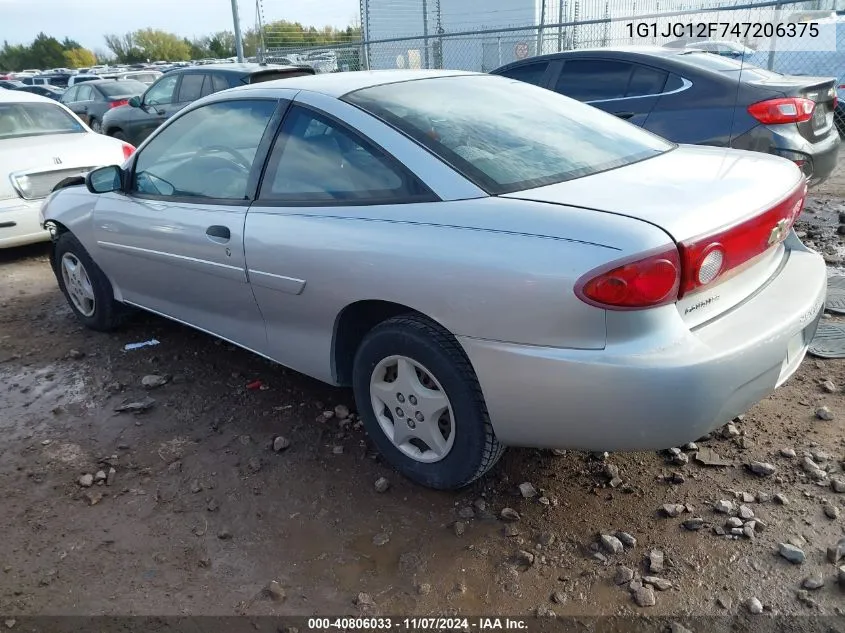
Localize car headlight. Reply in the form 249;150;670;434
10;174;34;199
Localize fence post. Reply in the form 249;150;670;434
538;0;546;53
766;0;784;71
362;0;371;70
422;0;430;69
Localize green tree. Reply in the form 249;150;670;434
104;29;190;63
28;32;66;68
64;47;97;68
61;37;83;51
207;31;235;58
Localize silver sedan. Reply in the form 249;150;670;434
41;70;826;490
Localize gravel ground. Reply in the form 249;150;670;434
1;187;845;621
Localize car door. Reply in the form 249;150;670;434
243;96;438;381
65;84;94;121
130;73;180;143
91;97;283;350
551;58;665;126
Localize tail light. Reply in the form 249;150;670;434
121;142;136;160
109;99;129;109
575;181;807;309
747;97;815;125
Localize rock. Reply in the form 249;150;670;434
827;537;845;564
206;498;219;512
778;543;805;564
682;518;706;531
671;452;689;465
629;578;643;592
189;480;202;494
714;500;734;514
725;517;743;529
372;533;390;547
518;482;538;498
600;534;624;555
453;521;466;537
473;499;488;513
642;576;673;591
94;470;106;483
722;423;740;438
801;457;828;481
695;447;731;467
812;449;830;462
802;572;825;590
780;448;797;458
78;474;93;488
502;524;520;537
417;583;431;595
717;595;733;610
740;492;755;503
730;528;744;536
616;531;636;548
551;590;566;604
822;380;837;393
457;507;475;520
633;585;656;607
738;505;755;520
746;597;763;615
551;449;567;456
796;589;819;608
4;620;15;630
609;477;623;488
713;526;726;536
332;446;344;455
538;531;556;547
500;508;520;522
592;552;608;563
683;442;698;451
263;580;286;601
815;406;834;420
273;436;291;452
535;605;556;618
247;457;262;473
106;467;116;486
141;374;167;389
671;472;686;484
647;549;664;573
614;566;635;585
67;349;85;360
604;463;620;480
749;461;777;477
84;491;103;505
743;525;755;539
516;550;535;567
354;592;375;607
374;477;390;493
661;503;685;518
824;504;840;519
774;493;789;505
756;492;770;503
217;528;232;540
831;478;845;493
113;397;155;413
334;404;350;420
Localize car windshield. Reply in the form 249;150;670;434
98;80;147;96
344;74;673;194
0;102;83;139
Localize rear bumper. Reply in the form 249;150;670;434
0;198;49;249
460;235;826;451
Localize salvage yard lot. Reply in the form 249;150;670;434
1;195;845;619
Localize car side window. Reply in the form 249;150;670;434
663;74;686;93
132;99;277;200
62;86;78;103
259;105;432;205
76;85;93;101
498;62;549;87
555;60;632;101
200;75;215;98
212;74;229;93
144;74;179;106
177;73;205;103
626;65;668;97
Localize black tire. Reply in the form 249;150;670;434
352;314;504;490
111;130;128;142
54;232;126;332
89;117;101;133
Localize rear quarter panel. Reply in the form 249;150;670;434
244;196;675;384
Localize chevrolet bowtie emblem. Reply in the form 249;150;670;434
768;219;790;246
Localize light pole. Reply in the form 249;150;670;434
231;0;245;62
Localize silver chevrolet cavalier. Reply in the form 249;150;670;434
40;70;826;489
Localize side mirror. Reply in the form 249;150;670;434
86;165;123;194
128;95;141;108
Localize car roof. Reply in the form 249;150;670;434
0;89;55;103
234;69;476;98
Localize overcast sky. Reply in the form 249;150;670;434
0;0;360;53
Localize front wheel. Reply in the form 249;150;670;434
54;232;126;331
89;118;102;133
352;315;504;490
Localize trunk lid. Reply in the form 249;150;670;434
747;74;837;141
503;144;806;326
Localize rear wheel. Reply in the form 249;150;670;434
89;117;102;133
352;315;504;490
110;130;128;142
54;232;126;332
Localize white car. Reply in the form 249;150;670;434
0;90;135;248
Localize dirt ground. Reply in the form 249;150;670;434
2;185;845;623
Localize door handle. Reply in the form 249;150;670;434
614;112;635;120
206;225;231;244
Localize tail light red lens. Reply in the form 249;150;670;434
575;180;807;310
109;99;129;109
677;180;807;297
575;247;681;310
121;142;136;160
747;97;815;125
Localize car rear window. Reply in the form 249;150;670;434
672;51;780;81
247;70;314;84
344;74;673;195
99;80;147;96
0;103;83;139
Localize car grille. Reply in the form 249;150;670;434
14;167;96;200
